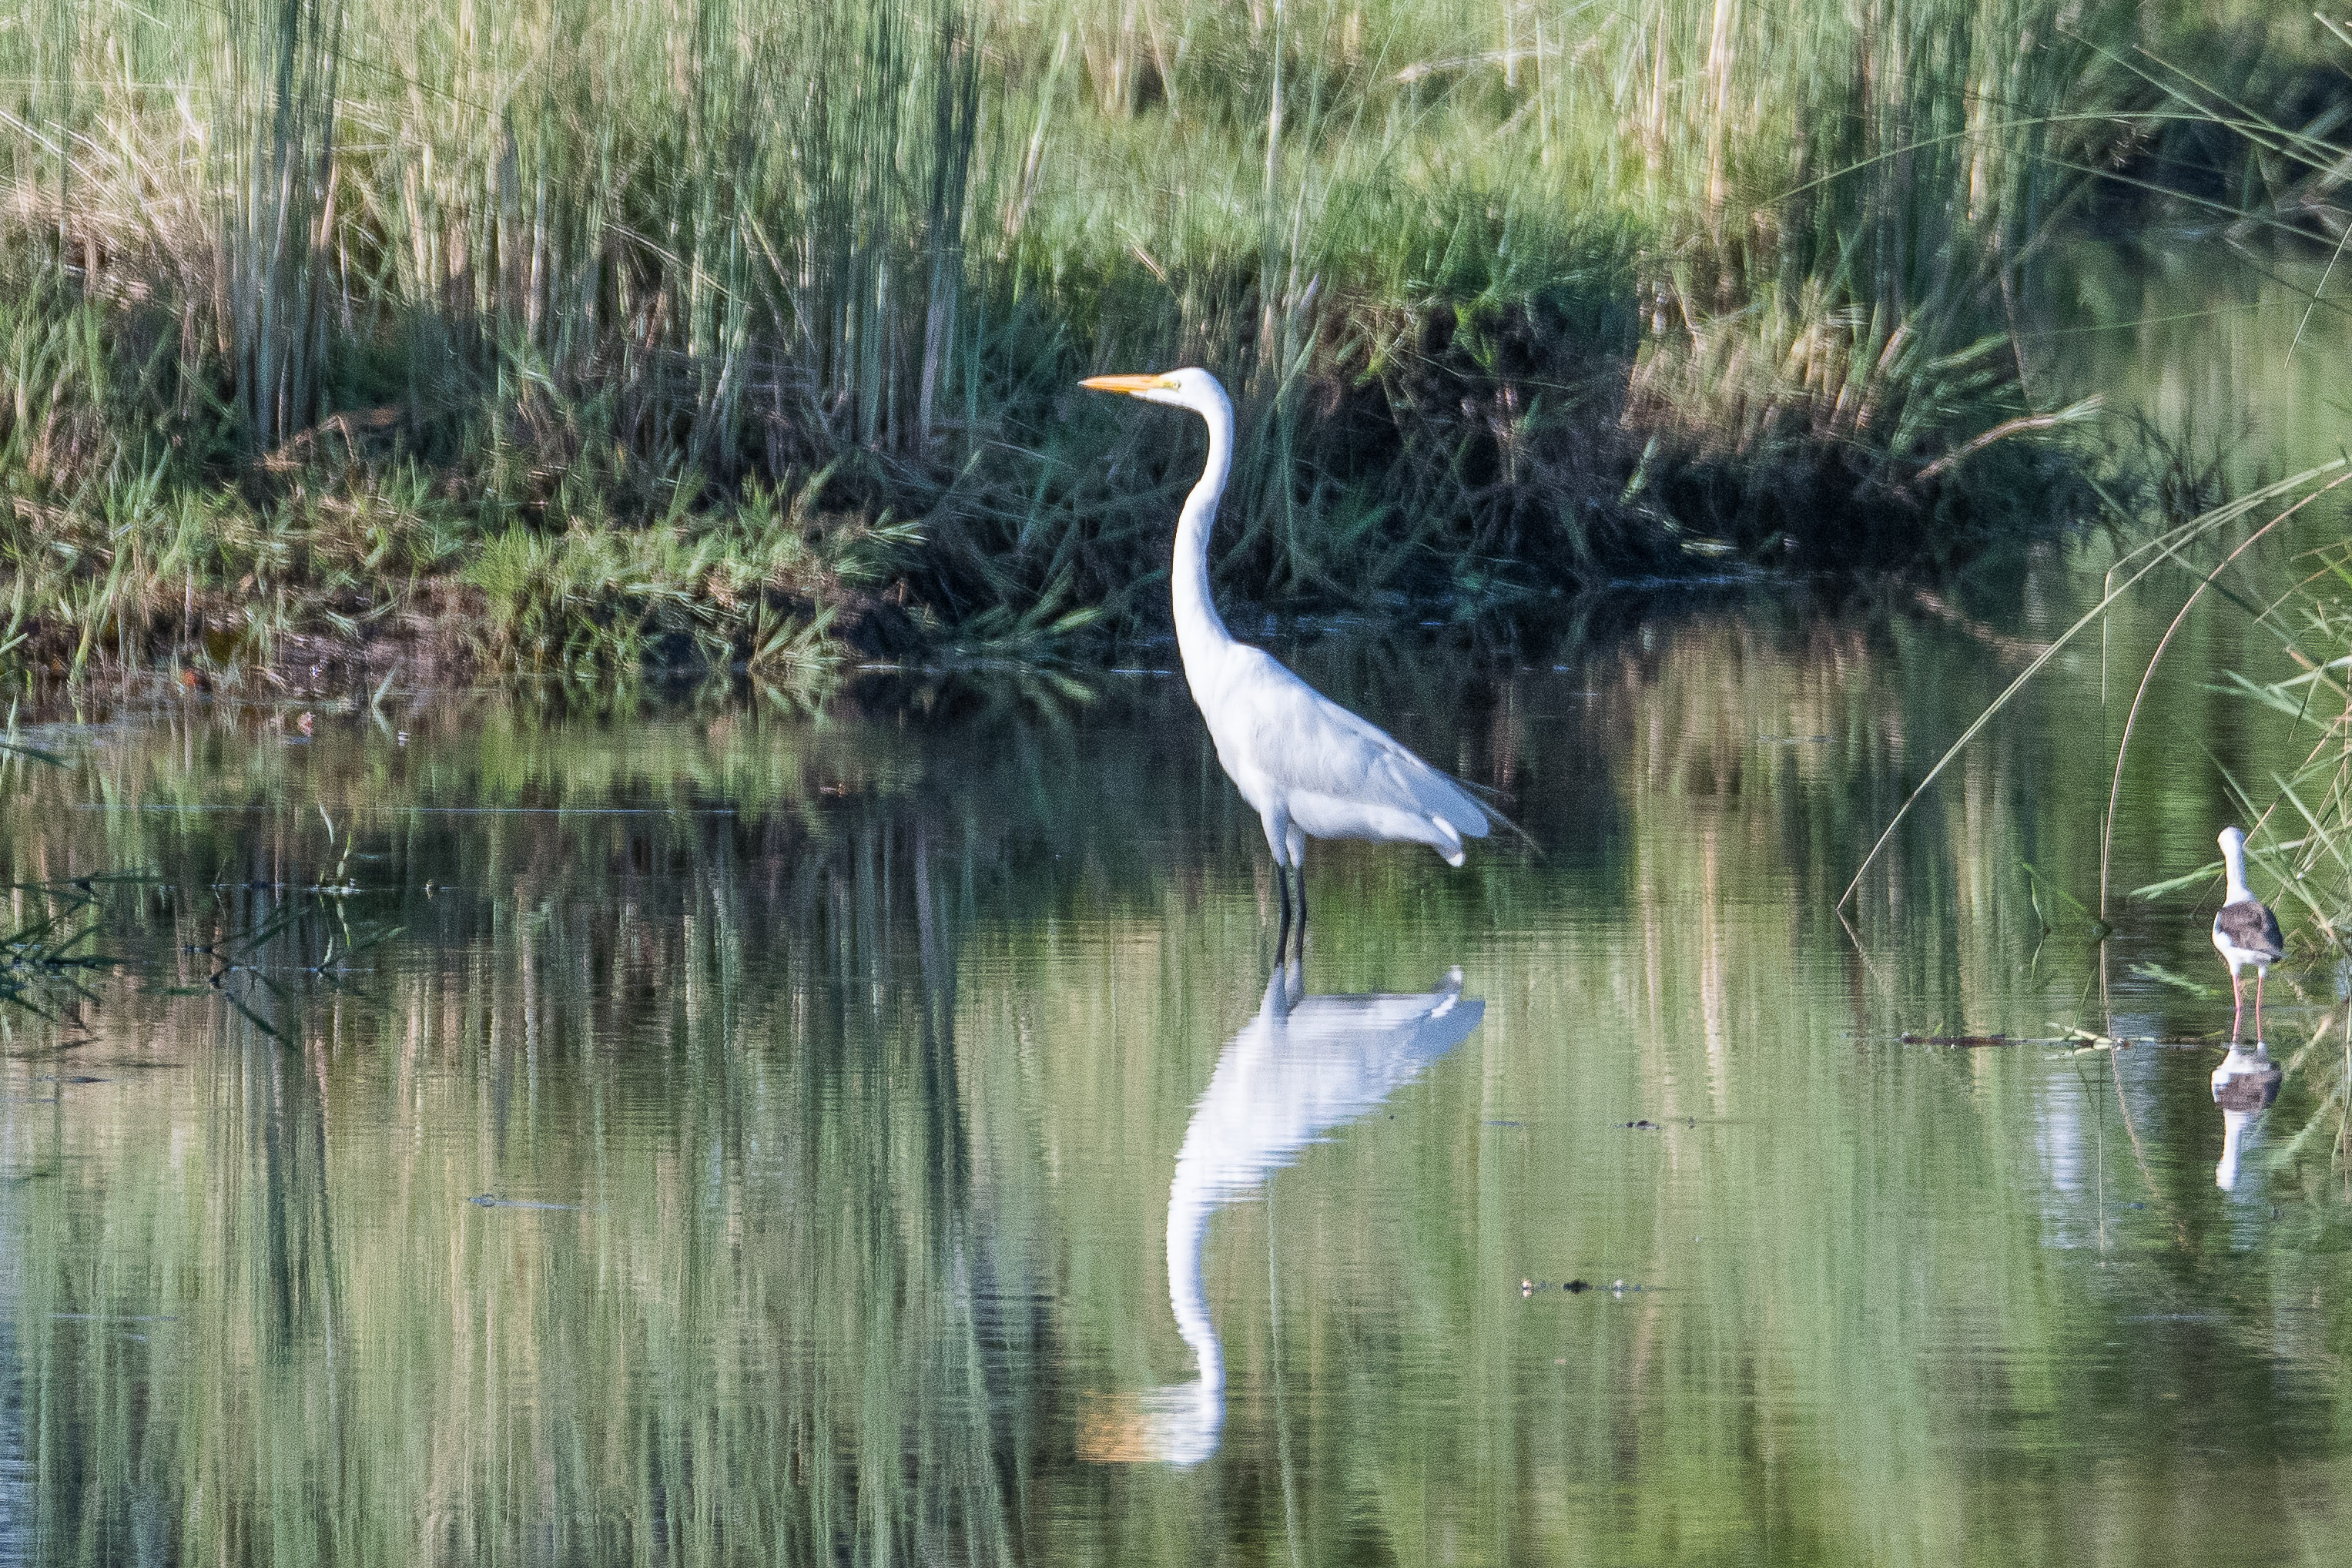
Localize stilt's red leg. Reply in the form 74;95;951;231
2254;969;2267;1041
2231;970;2245;1042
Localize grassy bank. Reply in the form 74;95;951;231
0;0;2315;679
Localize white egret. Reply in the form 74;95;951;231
2212;826;2285;1040
1082;369;1491;944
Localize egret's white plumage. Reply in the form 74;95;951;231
1080;961;1482;1466
1083;369;1490;934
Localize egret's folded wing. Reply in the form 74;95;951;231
1226;651;1490;835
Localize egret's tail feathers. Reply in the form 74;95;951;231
1430;769;1545;853
1461;787;1539;855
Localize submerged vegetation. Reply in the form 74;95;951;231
2;0;2335;678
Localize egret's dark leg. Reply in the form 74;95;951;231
1287;829;1309;941
1275;864;1294;958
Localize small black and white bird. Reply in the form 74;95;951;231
2212;826;2286;1040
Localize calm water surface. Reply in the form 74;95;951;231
2;592;2348;1567
6;251;2352;1566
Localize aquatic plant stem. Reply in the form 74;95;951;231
2096;471;2352;921
1838;458;2352;916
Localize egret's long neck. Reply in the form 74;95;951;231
1164;1174;1225;1394
2223;837;2254;904
1171;400;1236;666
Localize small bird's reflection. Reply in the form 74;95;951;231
1080;960;1483;1466
2211;1041;2283;1193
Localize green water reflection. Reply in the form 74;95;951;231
3;579;2350;1566
2042;239;2352;482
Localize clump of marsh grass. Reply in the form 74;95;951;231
1838;9;2352;935
2;0;983;676
463;470;922;676
2090;9;2352;245
0;444;918;682
2196;573;2352;947
2184;562;2352;1174
0;0;2183;676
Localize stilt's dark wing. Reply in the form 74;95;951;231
2213;1067;2282;1113
2214;898;2285;963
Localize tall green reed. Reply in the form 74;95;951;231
222;0;345;447
13;0;984;466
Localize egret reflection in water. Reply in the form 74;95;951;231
1081;961;1484;1466
2210;1042;2283;1193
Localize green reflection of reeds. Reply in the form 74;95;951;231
5;601;2352;1564
5;700;1061;1565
